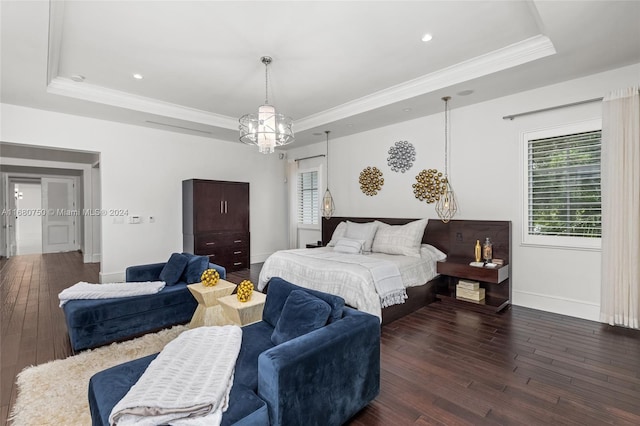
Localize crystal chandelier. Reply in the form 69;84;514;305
435;96;458;223
239;56;294;154
322;130;335;219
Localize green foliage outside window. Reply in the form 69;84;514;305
528;130;601;238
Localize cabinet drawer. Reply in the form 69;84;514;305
201;246;247;259
207;254;248;272
195;232;248;252
437;260;509;284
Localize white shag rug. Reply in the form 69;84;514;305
10;325;188;426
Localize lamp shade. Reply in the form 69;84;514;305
239;56;294;153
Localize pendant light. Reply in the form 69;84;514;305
321;130;335;219
239;56;294;154
435;96;458;223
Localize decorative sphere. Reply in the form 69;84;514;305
201;268;220;287
237;280;254;302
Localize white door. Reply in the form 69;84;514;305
15;182;43;254
42;177;78;253
7;181;18;257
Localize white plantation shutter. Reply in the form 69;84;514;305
298;170;318;225
527;129;602;239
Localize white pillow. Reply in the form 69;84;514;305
420;244;447;261
371;219;428;258
345;221;379;253
326;221;347;247
333;238;365;254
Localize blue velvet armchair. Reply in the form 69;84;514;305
88;277;381;425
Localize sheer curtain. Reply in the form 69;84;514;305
287;159;299;249
600;86;640;328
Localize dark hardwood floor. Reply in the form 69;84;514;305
2;252;640;425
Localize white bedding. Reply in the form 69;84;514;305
258;247;440;319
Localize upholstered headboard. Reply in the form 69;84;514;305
322;217;511;264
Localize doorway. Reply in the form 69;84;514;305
6;176;79;256
1;142;100;262
14;181;43;255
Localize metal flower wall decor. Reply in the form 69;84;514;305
413;168;447;203
359;167;384;196
387;141;416;173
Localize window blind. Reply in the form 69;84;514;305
298;170;318;225
528;130;601;238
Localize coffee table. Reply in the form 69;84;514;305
187;280;236;327
218;291;267;326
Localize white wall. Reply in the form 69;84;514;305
0;105;289;281
286;63;640;322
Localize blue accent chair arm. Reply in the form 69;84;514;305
125;261;226;282
125;262;165;282
208;262;227;280
257;308;380;426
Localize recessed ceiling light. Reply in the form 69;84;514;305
403;108;412;112
70;74;85;82
457;89;474;96
346;124;354;127
421;33;433;42
133;73;144;80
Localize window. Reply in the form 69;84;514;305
298;169;319;225
522;119;602;249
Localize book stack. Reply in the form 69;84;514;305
456;279;485;301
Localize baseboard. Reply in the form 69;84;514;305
83;253;101;263
251;252;272;264
99;271;125;283
512;290;600;322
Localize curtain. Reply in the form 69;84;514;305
287;159;298;249
600;86;640;328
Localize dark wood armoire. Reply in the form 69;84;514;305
182;179;250;272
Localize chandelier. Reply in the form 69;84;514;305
239;56;294;154
435;96;458;223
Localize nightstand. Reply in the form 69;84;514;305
436;256;510;312
305;243;324;249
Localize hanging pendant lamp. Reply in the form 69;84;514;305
239;56;294;154
321;130;335;219
435;96;458;223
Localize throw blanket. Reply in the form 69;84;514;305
258;249;406;319
109;325;242;426
58;281;166;307
318;253;406;308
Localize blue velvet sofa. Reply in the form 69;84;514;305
63;254;226;352
88;277;381;425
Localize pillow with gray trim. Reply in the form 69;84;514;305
371;219;428;257
326;221;347;247
345;221;379;253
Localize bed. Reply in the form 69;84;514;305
259;217;451;324
259;217;510;324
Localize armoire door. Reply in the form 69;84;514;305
221;182;249;232
193;180;224;232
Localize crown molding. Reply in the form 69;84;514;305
295;34;556;132
46;77;239;130
46;0;65;85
